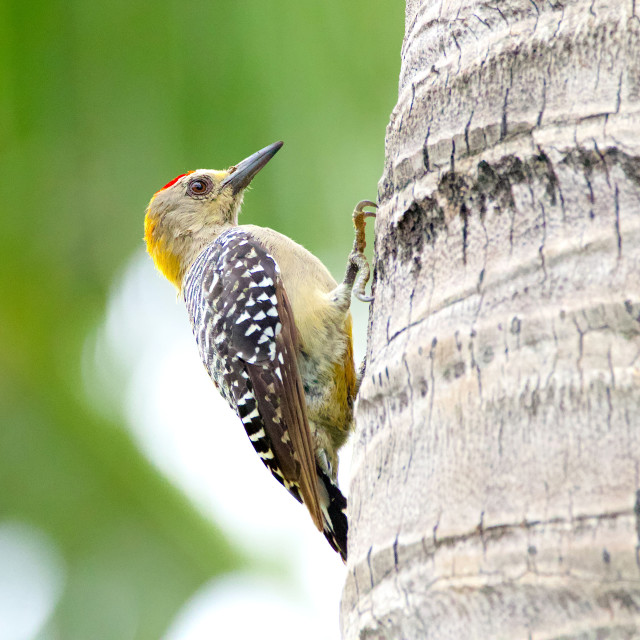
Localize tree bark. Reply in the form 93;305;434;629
342;1;640;638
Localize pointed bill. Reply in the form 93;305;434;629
220;141;283;194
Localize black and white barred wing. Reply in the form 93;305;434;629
183;230;324;531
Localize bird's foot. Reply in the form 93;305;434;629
350;200;377;302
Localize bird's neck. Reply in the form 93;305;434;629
145;219;232;290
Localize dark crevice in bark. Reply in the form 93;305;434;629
378;151;574;283
537;78;547;126
423;126;431;172
614;184;622;258
377;148;638;299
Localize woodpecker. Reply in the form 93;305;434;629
144;141;375;561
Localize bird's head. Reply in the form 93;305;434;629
144;141;283;288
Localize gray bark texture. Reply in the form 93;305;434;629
341;0;640;638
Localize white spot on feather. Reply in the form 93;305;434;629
242;408;259;422
249;428;266;442
245;324;261;336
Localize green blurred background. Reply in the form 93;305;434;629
0;1;401;638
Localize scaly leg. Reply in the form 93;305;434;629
343;200;377;392
342;200;377;302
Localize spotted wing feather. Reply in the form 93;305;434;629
183;229;323;530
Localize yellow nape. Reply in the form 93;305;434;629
144;214;183;289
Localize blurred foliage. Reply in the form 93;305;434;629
0;0;402;638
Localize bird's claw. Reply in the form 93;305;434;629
351;201;377;302
352;200;377;255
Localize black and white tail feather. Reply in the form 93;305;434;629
317;468;348;561
183;228;348;561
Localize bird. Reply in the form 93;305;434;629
144;141;375;561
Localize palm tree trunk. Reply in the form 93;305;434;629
342;1;640;637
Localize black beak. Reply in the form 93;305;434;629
220;141;283;194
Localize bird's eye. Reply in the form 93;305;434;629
187;176;213;197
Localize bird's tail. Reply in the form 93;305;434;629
317;468;348;562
